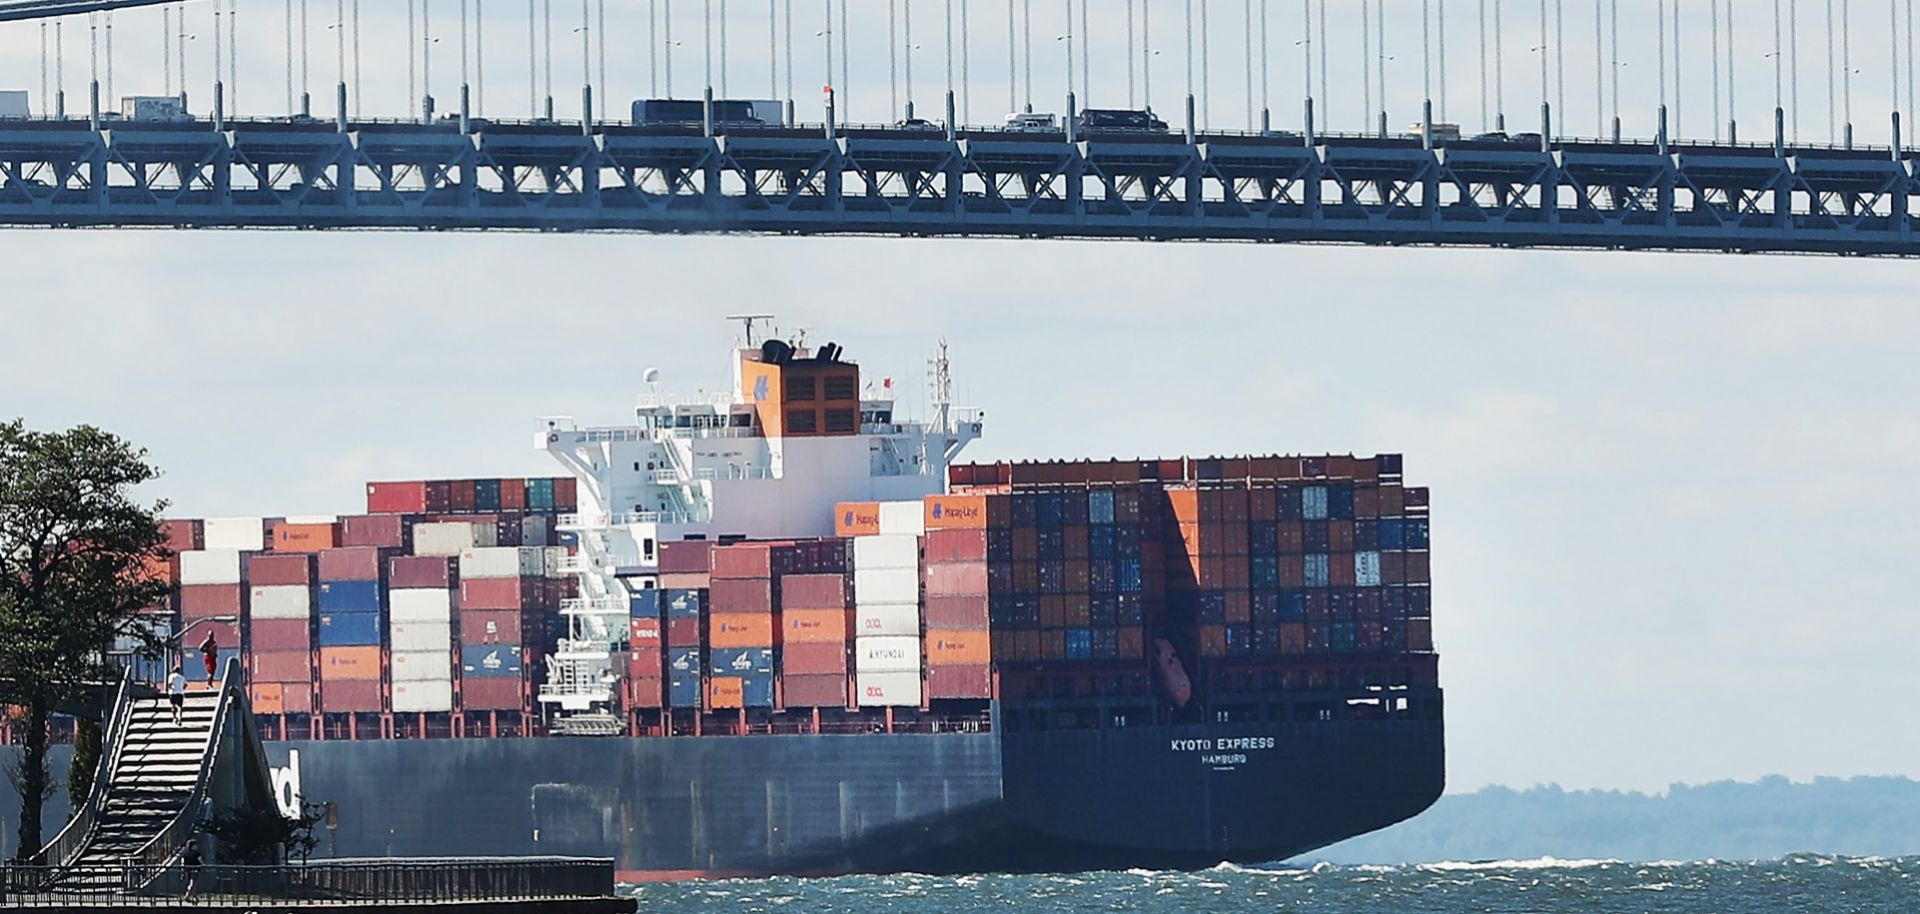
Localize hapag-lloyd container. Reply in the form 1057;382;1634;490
854;603;919;637
202;517;266;550
853;535;919;570
392;679;454;713
249;650;312;682
923;494;992;530
709;614;775;648
781;608;849;644
179;550;244;586
855;670;922;707
854;636;922;673
852;567;919;605
271;522;337;553
318;646;382;680
833;502;881;537
924;630;990;666
249;585;312;620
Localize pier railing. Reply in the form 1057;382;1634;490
0;857;616;907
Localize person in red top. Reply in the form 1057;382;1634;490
199;630;218;680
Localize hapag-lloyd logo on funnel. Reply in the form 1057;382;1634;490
753;376;770;402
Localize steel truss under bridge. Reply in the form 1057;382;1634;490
5;119;1920;255
0;0;179;22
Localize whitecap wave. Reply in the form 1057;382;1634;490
1417;856;1622;872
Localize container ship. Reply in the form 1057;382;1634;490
13;326;1444;879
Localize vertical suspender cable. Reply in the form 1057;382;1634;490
1008;0;1017;113
787;0;795;108
776;0;783;99
1363;0;1372;128
1186;0;1195;111
90;13;98;108
1595;0;1602;134
54;19;61;116
531;0;540;113
1554;0;1564;122
1609;0;1618;134
421;0;429;112
946;0;954;97
704;0;711;91
1439;0;1448;123
545;0;554;114
1908;0;1915;137
1260;0;1269;123
1827;0;1837;140
1200;0;1210;129
599;0;606;106
1494;0;1504;128
840;0;849;114
890;0;898;117
823;0;832;101
1890;0;1900;135
1082;0;1091;106
229;1;237;113
1022;0;1031;111
1659;0;1667;110
39;21;47;117
720;0;728;97
1128;0;1137;105
649;0;658;95
1301;0;1310;112
1727;0;1736;139
1143;0;1152;111
304;0;312;110
106;11;114;113
1378;0;1387;132
904;0;913;114
1674;0;1682;136
1063;0;1072;104
1317;0;1327;115
474;0;483;115
582;0;591;107
1423;0;1432;106
1479;0;1488;129
962;0;971;120
1538;0;1547;116
1845;0;1853;141
355;0;364;115
1710;0;1720;139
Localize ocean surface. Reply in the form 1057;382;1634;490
626;856;1916;913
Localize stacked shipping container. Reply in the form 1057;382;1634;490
706;543;777;709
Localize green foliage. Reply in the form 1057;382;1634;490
68;718;102;813
0;419;172;859
201;801;324;865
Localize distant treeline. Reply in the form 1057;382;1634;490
1310;776;1920;864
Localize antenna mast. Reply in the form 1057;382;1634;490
930;338;953;433
726;313;777;347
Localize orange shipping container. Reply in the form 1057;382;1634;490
782;608;850;644
708;676;745;709
925;630;991;665
249;683;286;714
923;495;989;530
272;522;337;553
1167;489;1199;523
834;502;882;537
317;646;382;680
709;613;776;648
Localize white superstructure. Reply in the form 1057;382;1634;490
534;324;981;733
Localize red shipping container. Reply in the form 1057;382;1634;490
249;618;312;653
781;673;850;708
926;666;992;699
460;577;535;611
391;556;455;590
778;574;848;610
924;529;989;564
460;677;524;711
341;514;408;549
711;544;774;579
247;554;312;587
500;479;527;511
180;584;243;619
658;541;714;575
709;577;773;613
280;684;314;715
250;650;313;682
318;679;383;713
450;480;477;512
666;616;701;648
924;595;990;630
924;562;988;597
317;548;383;582
460;611;522;644
627;646;663;674
658;572;711;591
780;642;849;675
1408;617;1434;651
162;519;202;554
627;676;664;708
553;477;578;511
366;481;428;515
629;617;662;648
424;481;453;513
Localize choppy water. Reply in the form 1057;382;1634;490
627;855;1917;913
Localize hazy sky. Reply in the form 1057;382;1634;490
5;4;1920;797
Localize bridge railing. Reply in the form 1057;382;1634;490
0;857;617;906
41;667;141;871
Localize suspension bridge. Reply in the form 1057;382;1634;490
1;0;1919;255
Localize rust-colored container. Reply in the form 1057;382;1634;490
1329;521;1355;553
366;481;428;515
709;577;774;613
460;577;534;611
657;541;714;575
781;673;850;708
317;547;383;582
1377;484;1405;516
250;683;286;714
781;608;849;644
711;544;775;579
271;522;336;553
1064;595;1092;628
247;554;312;587
1224;591;1252;624
924;562;988;597
249;619;312;653
162;519;203;553
317;646;382;681
499;479;527;512
627;676;664;708
924;529;989;564
1405;552;1431;584
709;613;775;649
460;677;524;711
1117;626;1145;659
1012;631;1042;662
666;616;702;648
251;650;313;682
780;642;849;675
180;584;242;619
657;572;711;590
450;480;477;512
925;630;990;665
1408;617;1434;651
1040;630;1067;660
924;595;989;631
923;494;991;530
390;555;454;590
707;676;745;709
779;574;848;610
552;477;578;511
459;610;521;644
1330;555;1358;588
280;685;313;715
1197;624;1228;657
926;666;991;699
341;514;408;549
319;679;382;713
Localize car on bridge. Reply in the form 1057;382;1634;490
1074;108;1169;134
1003;112;1060;133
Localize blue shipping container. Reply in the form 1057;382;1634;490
316;611;383;647
740;673;775;708
316;580;382;613
1302;486;1330;520
666;647;702;676
1117;560;1143;593
1328;486;1356;520
1378;518;1406;550
630;589;662;618
461;644;524;678
1304;554;1331;588
668;673;703;708
708;648;774;676
526;478;556;510
1405;519;1431;549
1036;493;1064;526
1088;491;1116;524
1282;591;1309;621
1065;628;1093;660
665;589;704;618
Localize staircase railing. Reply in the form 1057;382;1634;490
128;657;248;874
41;666;141;870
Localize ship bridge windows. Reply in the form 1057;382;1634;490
861;409;894;425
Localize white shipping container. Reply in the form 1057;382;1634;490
390;679;454;712
1355;551;1383;587
283;514;339;525
202;517;266;550
179;550;244;586
414;522;496;557
855;671;923;707
855;635;923;673
852;567;920;604
853;534;920;571
854;602;921;637
389;621;453;653
877;501;926;536
458;546;545;580
249;585;312;620
544;547;571;577
389;588;453;624
390;649;453;682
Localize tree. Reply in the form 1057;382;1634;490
0;420;172;862
67;719;101;813
200;802;324;865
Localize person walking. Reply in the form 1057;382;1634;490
199;630;218;681
166;665;187;726
181;840;203;900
